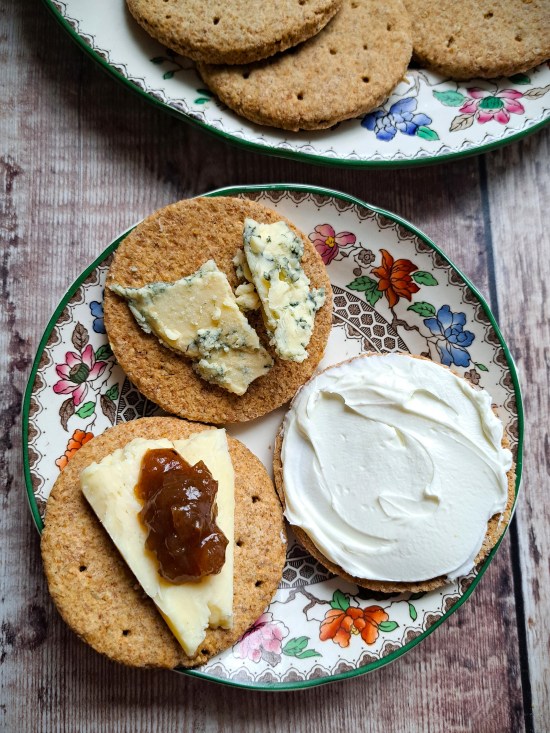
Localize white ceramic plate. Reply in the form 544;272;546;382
24;184;523;689
44;0;550;168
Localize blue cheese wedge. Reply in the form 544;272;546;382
80;429;234;658
110;260;273;395
238;219;325;363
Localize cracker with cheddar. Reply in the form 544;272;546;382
41;417;287;668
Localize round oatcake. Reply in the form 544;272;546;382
126;0;343;66
41;417;287;668
405;0;550;79
197;0;412;131
273;353;517;594
103;196;332;424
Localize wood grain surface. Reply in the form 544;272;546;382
1;1;548;731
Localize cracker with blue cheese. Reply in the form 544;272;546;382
104;197;332;424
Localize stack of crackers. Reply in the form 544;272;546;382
127;0;550;131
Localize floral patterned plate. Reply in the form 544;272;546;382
43;0;550;168
23;184;523;689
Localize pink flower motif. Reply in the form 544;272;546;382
459;88;525;125
53;344;107;406
309;224;356;265
233;612;289;664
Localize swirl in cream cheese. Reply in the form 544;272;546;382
281;354;513;582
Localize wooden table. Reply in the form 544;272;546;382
3;2;549;730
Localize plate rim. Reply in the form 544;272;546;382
22;182;524;690
41;0;550;170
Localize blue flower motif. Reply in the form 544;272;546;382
424;305;475;368
362;97;432;141
90;301;106;334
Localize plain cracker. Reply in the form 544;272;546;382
126;0;343;66
405;0;550;79
41;417;287;668
198;0;412;131
103;196;332;424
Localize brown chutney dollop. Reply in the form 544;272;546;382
135;448;228;583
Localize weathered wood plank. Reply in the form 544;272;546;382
2;0;545;730
484;130;550;733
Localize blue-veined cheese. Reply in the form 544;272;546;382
80;429;234;657
237;219;325;363
110;260;273;395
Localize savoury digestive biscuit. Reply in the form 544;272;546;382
103;197;332;424
126;0;343;65
273;354;516;594
41;417;287;668
198;0;412;131
405;0;550;79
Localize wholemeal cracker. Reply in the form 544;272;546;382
197;0;412;131
41;417;287;668
273;353;517;594
103;197;332;424
126;0;343;66
405;0;550;79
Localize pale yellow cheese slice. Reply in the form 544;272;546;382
80;429;234;657
110;260;273;395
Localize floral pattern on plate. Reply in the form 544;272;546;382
47;0;550;166
24;186;522;689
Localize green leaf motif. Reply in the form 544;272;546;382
296;649;322;659
282;637;321;659
105;383;119;401
163;70;175;80
150;56;165;65
407;301;436;317
76;401;95;419
508;73;531;85
416;126;440;141
378;620;399;633
282;636;308;656
433;90;467;107
347;276;383;307
196;88;213;97
194;98;211;105
412;271;438;286
95;344;113;361
475;362;489;372
330;589;350;611
409;592;426;601
408;603;418;621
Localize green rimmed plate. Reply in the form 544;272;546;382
23;184;523;689
43;0;550;168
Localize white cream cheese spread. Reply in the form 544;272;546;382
281;354;513;582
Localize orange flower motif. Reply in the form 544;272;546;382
371;249;419;308
320;605;389;647
55;429;94;470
